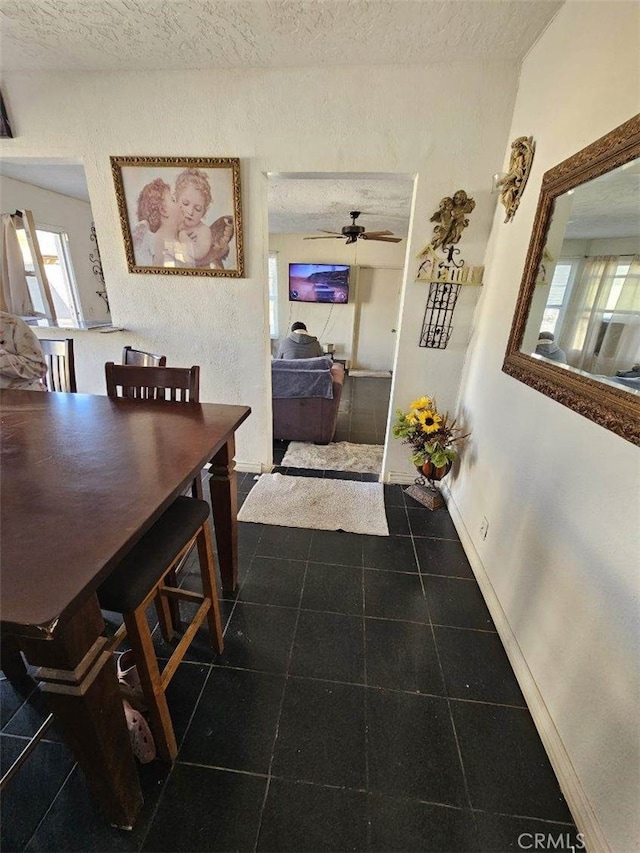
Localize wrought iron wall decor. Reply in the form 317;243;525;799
417;244;483;349
90;222;109;311
0;90;13;138
416;190;482;349
496;135;535;223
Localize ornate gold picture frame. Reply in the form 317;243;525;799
111;156;244;277
502;115;640;445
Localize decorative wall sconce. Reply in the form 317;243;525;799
428;190;475;251
415;191;482;349
495;135;535;223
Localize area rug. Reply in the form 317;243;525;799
238;473;389;536
281;441;383;474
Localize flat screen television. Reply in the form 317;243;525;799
289;263;350;304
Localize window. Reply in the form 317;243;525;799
16;225;82;327
541;260;578;334
268;251;278;338
594;261;639;356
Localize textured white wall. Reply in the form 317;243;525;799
0;61;516;469
0;175;110;322
451;3;640;850
269;232;406;364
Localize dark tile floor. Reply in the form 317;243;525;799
333;375;391;445
1;377;580;851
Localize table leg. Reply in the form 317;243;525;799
17;595;143;829
1;634;28;681
209;436;238;593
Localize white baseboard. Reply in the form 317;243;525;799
234;461;263;474
442;483;610;853
385;470;416;485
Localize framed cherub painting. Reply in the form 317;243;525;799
110;156;244;277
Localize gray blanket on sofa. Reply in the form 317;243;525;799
272;367;334;399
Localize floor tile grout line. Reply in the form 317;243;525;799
136;763;179;853
159;746;579;832
469;806;578;826
177;760;270;779
409;527;428;601
169;593;496;644
361;560;374;851
0;681;41;733
195;663;527;710
424;589;482;846
409;519;483;845
22;760;78;850
147;756;578;828
250;560;308;852
175;662;215;755
137;661;219;850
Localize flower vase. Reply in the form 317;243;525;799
417;459;452;482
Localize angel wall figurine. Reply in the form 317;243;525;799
497;136;535;223
430;189;476;251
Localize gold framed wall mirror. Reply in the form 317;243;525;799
502;114;640;445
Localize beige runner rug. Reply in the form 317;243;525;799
281;441;383;474
238;473;389;536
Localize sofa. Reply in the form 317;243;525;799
272;356;345;444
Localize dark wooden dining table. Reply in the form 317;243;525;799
0;390;250;827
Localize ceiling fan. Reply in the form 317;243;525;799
303;210;402;245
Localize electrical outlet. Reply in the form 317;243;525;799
479;516;489;540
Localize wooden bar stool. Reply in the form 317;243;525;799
97;496;223;761
104;361;204;630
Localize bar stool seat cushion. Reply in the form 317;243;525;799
97;497;210;613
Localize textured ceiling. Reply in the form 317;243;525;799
565;159;640;240
0;1;562;233
0;0;562;72
268;173;414;237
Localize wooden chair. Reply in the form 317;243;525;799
105;363;199;402
40;338;77;392
104;361;207;668
98;496;223;761
122;345;167;368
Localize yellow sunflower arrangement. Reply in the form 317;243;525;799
392;396;468;469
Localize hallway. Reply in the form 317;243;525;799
1;465;580;851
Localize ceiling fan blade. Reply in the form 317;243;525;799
360;235;403;243
318;230;343;235
361;230;394;238
303;235;344;240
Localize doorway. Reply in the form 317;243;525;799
267;171;415;452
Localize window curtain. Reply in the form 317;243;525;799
559;255;640;375
0;214;33;316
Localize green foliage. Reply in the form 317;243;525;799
392;397;468;469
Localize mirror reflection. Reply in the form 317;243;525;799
522;158;640;395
